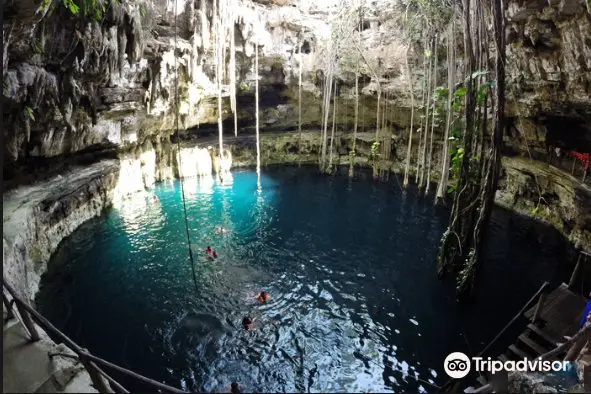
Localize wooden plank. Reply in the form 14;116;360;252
524;283;571;320
509;344;531;359
518;333;549;355
527;323;557;346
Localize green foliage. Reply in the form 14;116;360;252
139;4;147;18
37;0;115;22
30;39;44;54
370;141;380;159
23;106;35;122
239;82;249;91
63;0;80;14
477;83;491;105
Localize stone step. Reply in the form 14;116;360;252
3;321;98;393
3;322;58;393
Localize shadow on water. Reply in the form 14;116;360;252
36;165;576;393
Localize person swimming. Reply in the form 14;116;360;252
230;382;241;394
153;195;159;204
242;316;253;330
215;226;229;234
257;291;270;304
205;246;218;260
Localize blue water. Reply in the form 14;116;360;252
36;166;570;393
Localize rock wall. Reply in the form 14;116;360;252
505;0;591;155
3;0;591;296
3;161;119;301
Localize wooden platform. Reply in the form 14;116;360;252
499;283;586;361
524;282;585;344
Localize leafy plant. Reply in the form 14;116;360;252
23;106;35;122
370;141;380;159
30;39;44;54
37;0;115;22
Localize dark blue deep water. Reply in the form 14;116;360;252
36;166;571;393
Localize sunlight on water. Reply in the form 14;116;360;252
37;166;569;393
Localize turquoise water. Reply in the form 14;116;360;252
36;166;570;393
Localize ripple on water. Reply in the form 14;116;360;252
35;167;572;393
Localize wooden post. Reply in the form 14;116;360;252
569;253;584;289
14;301;40;341
80;350;111;394
532;292;547;323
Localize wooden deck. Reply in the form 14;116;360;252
502;283;586;361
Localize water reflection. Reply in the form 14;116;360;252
36;167;571;393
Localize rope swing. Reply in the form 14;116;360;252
172;0;198;293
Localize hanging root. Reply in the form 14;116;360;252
436;229;452;277
456;248;476;301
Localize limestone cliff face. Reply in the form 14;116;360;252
505;0;591;155
3;0;591;301
3;0;410;173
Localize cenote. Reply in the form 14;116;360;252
36;166;572;393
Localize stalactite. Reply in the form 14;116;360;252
298;34;303;166
349;1;362;178
255;40;261;181
425;32;439;196
403;43;415;188
230;17;237;137
436;18;455;203
419;35;433;190
321;57;334;173
416;34;428;183
214;0;223;156
329;80;337;173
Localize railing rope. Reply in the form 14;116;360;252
532;291;547;323
79;350;111;394
2;277;187;394
476;281;549;358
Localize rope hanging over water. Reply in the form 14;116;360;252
173;0;198;293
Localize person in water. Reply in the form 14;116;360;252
230;382;241;394
204;246;218;260
153;195;159;204
257;291;270;304
215;226;229;234
242;316;253;330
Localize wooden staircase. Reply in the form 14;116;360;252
499;283;585;362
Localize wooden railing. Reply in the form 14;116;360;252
2;277;187;394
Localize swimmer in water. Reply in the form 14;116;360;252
153;195;159;204
242;316;253;330
257;291;270;304
230;382;241;394
215;226;228;234
204;246;218;261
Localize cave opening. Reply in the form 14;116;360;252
3;0;591;393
